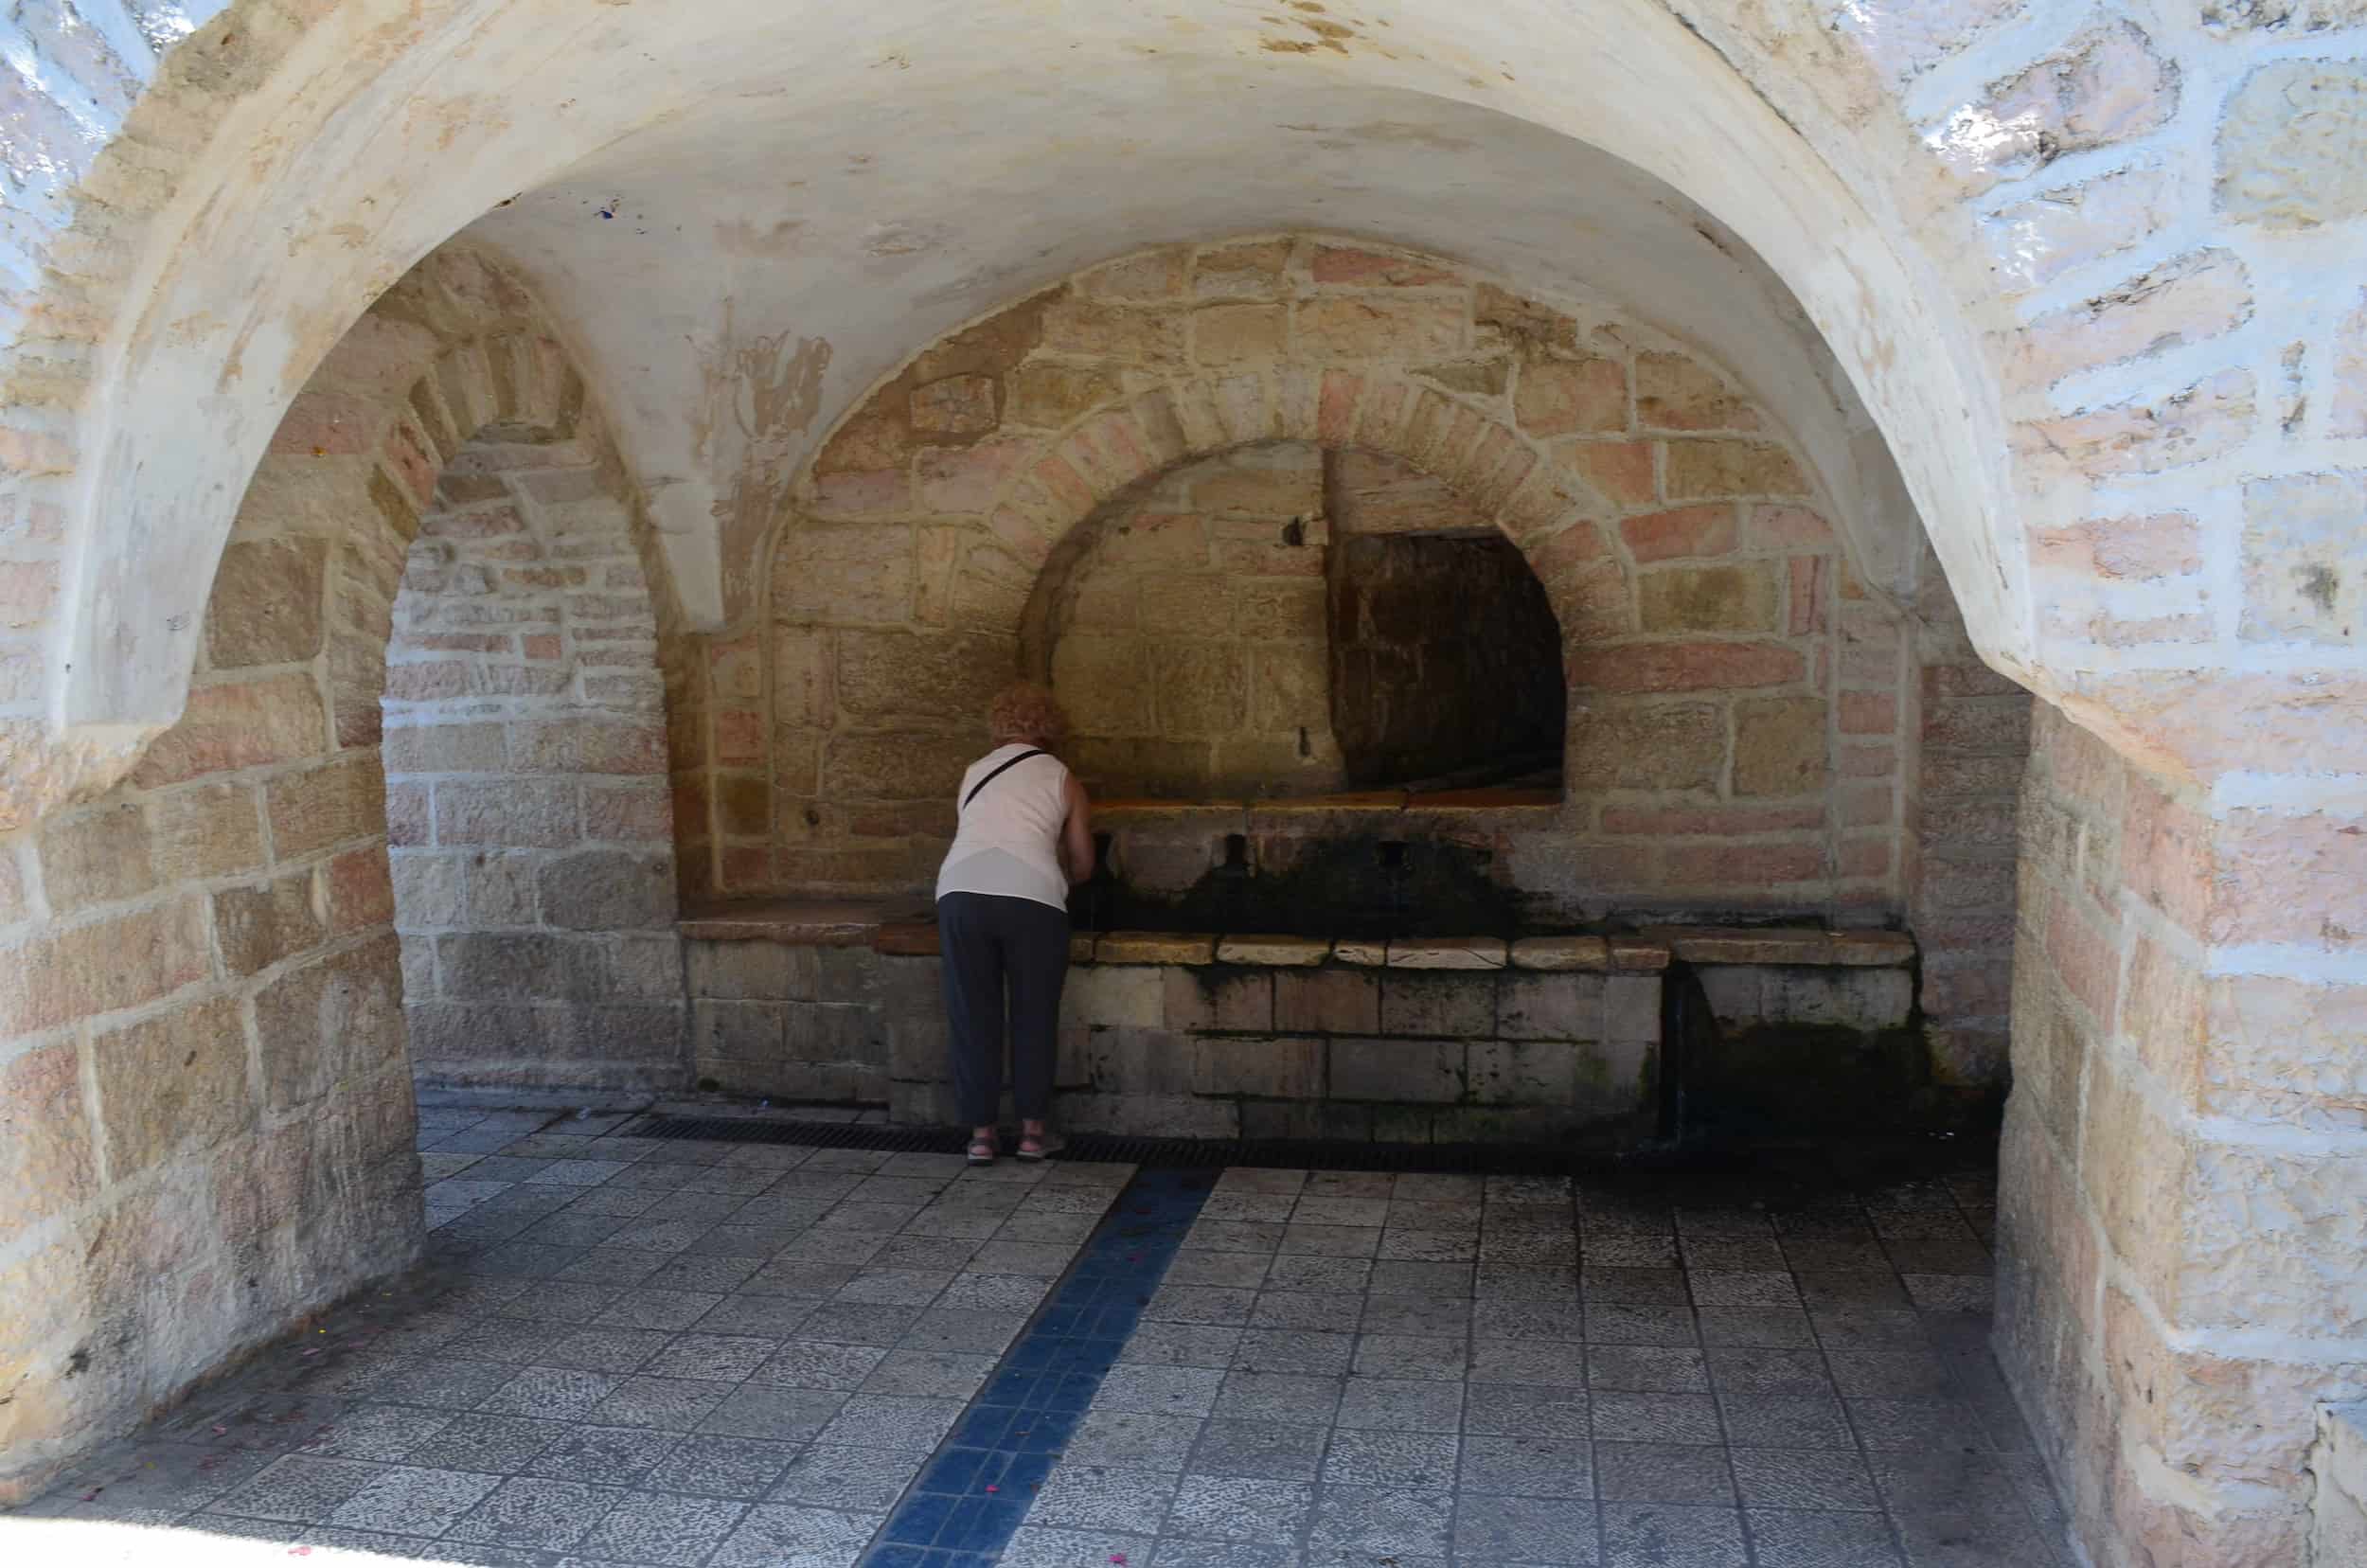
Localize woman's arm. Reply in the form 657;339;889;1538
1060;775;1095;885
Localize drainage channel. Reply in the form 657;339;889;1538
620;1111;1657;1176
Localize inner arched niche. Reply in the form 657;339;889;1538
1018;439;1566;799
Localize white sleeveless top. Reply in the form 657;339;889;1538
934;744;1073;912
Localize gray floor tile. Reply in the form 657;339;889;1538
1028;1461;1181;1531
1729;1445;1882;1510
642;1434;802;1499
1594;1441;1735;1504
1847;1398;1987;1452
479;1365;628;1419
298;1404;456;1461
860;1348;996;1399
371;1358;520;1411
599;1289;730;1330
1335;1375;1462;1432
322;1464;502;1535
1214;1370;1344;1426
1811;1309;1932;1351
1587;1346;1709;1394
1005;1524;1157;1567
583;1375;733;1432
1474;1298;1588;1341
1095;1363;1228;1417
767;1444;927;1510
1065;1408;1205;1470
1361;1294;1472;1335
813;1393;965;1452
1319;1428;1459;1488
1582;1305;1700;1346
1457;1433;1593;1498
1249;1292;1343;1330
1865;1450;2021;1514
783;1300;919;1346
1235;1329;1356;1377
1468;1338;1594;1389
1164;1473;1315;1544
1151;1538;1303;1567
1191;1418;1330;1481
446;1475;622;1549
1701;1349;1828;1397
1694;1307;1816;1348
400;1413;569;1472
1892;1507;2059;1567
641;1332;777;1382
1307;1483;1453;1556
538;1327;676;1374
1600;1501;1747;1566
1124;1322;1246;1367
577;1488;750;1565
1745;1507;1906;1566
901;1306;1032;1355
1168;1252;1276;1289
1454;1492;1600;1563
1465;1382;1594;1440
1715;1393;1854;1450
707;1501;882;1568
1589;1391;1724;1446
751;1340;891;1390
1264;1256;1373;1292
692;1294;822;1338
1826;1351;1955;1401
524;1424;682;1486
212;1455;392;1523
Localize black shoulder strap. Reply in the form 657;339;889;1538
962;748;1050;811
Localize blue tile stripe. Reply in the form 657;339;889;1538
862;1167;1215;1566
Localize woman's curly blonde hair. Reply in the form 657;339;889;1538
988;682;1069;747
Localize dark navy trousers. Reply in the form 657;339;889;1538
936;892;1070;1127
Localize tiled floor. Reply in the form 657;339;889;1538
4;1103;2073;1566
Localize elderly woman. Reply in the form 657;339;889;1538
936;683;1095;1165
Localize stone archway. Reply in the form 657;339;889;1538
0;247;692;1501
1;7;2362;1559
737;240;1909;930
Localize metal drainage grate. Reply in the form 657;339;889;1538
619;1112;1720;1176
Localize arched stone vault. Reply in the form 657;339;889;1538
2;5;2364;1561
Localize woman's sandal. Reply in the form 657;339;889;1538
966;1137;998;1167
1015;1133;1058;1162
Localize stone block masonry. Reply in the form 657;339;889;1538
383;437;686;1092
729;235;1973;949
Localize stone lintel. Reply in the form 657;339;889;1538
1509;935;1612;971
1644;925;1915;968
1333;939;1389;966
1215;935;1334;967
1387;936;1508;970
1095;931;1218;965
1608;937;1673;972
680;899;898;945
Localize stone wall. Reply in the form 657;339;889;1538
383;438;686;1090
1996;703;2367;1563
1026;443;1342;796
725;237;1932;930
0;248;690;1503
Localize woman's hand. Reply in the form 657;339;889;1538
1061;775;1095;885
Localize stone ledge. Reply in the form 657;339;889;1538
1095;786;1565;829
678;899;907;945
1644;925;1915;968
684;904;1900;975
1216;935;1333;966
1094;931;1219;965
1387;936;1508;970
